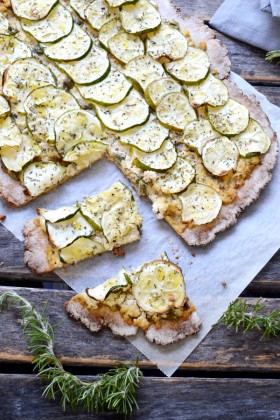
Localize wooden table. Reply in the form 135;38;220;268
1;1;280;418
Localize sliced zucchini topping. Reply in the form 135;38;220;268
183;119;219;154
186;74;229;108
95;89;149;132
11;0;58;21
3;58;56;114
0;116;22;148
58;45;110;85
144;77;181;109
63;141;107;163
156;92;197;131
165;47;210;84
0;95;10;118
146;24;188;60
41;24;92;62
132;260;185;314
121;0;161;35
125;55;165;91
154;157;195;194
1;133;41;172
86;268;129;301
180;183;222;225
77;67;132;106
232;119;271;158
202;136;239;176
116;115;169;152
59;237;105;265
70;0;94;19
0;35;32;78
108;32;144;64
24;85;79;143
208;99;249;136
38;204;79;223
98;18;123;50
46;211;94;249
107;0;136;7
0;13;9;35
85;0;119;31
21;161;66;196
134;139;177;172
21;4;73;43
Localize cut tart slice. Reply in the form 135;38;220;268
64;256;201;345
23;181;142;273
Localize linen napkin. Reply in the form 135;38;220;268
261;0;280;19
210;0;280;51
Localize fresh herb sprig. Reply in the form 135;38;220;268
0;290;142;415
266;50;280;62
214;298;280;340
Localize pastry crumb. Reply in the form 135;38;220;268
0;215;6;221
221;280;227;287
112;247;125;257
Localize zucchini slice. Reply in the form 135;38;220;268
165;47;210;84
0;35;32;79
59;237;105;264
86;268;129;301
70;0;94;19
125;55;165;91
186;74;229;108
98;18;123;50
11;0;58;21
58;45;110;86
21;161;66;196
108;32;144;64
146;24;188;60
0;95;10;118
3;58;56;114
0;13;9;35
0;116;22;147
202;136;239;176
155;157;195;194
156;92;197;131
183;119;219;154
132;260;185;314
95;89;149;132
120;0;161;35
41;24;92;62
21;4;73;43
38;205;79;223
24;85;79;143
85;0;119;31
77;67;132;106
46;211;94;249
232;119;271;158
116;115;169;152
1;133;41;172
63;141;107;163
180;183;222;225
107;0;137;6
134;139;177;172
208;99;249;136
144;77;181;109
55;109;106;157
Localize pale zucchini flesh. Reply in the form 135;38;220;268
1;133;41;172
0;95;10;118
186;74;229;108
85;0;119;31
59;237;105;264
38;205;79;223
146;25;188;60
70;0;94;19
125;55;165;91
183;119;219;155
41;24;92;62
154;157;195;194
156;92;197;131
77;67;132;106
180;183;222;225
21;4;73;43
0;116;22;148
202;136;239;176
98;18;123;50
232;119;271;158
134;139;177;172
0;35;32;79
107;0;136;7
165;47;210;84
0;13;9;35
11;0;58;21
208;99;249;136
121;0;161;34
86;269;129;301
95;89;150;132
144;77;181;109
21;161;66;196
108;32;144;64
63;141;107;163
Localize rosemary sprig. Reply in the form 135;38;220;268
0;290;142;415
266;50;280;62
214;298;280;340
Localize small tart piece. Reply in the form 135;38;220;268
0;13;9;35
156;92;197;131
98;18;123;50
38;205;79;223
132;260;186;314
186;74;229;108
70;0;94;19
232;119;271;158
59;237;105;265
85;0;119;31
165;47;210;84
134;139;177;172
11;0;58;21
183;119;219;155
180;183;222;225
121;0;161;35
0;116;22;148
108;32;144;64
146;24;188;60
0;35;32;79
1;133;41;172
0;95;10;119
145;77;181;109
202;136;239;176
21;161;66;196
155;157;195;194
125;54;165;91
208;99;249;136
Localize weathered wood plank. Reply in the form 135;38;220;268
1;374;279;419
175;0;223;20
0;287;279;372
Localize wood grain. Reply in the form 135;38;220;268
0;287;279;372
